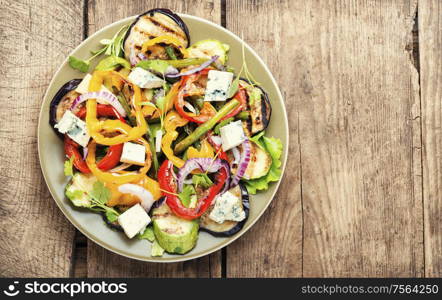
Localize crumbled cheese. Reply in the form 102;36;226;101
209;191;246;224
120;142;146;166
75;73;112;97
219;120;246;151
118;204;151;239
54;110;90;147
204;70;234;102
128;67;164;89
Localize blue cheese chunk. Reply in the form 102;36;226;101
118;204;151;239
209;191;246;224
54;110;90;147
75;73;112;98
128;67;165;89
120;142;146;166
204;70;234;102
219;120;246;151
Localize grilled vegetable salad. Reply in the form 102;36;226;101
51;8;283;256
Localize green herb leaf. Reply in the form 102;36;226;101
155;96;166;112
105;210;119;222
138;226;155;242
89;181;111;205
64;156;75;177
65;188;84;202
68;56;90;73
192;173;214;189
178;185;196;207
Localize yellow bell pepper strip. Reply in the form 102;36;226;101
86;138;151;184
106;175;162;207
162;131;185;168
161;111;189;168
164;110;188;132
86;70;147;145
186;139;214;159
141;35;188;58
139;175;162;201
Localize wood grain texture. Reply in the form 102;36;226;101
294;0;423;277
86;0;222;278
225;0;303;277
0;0;83;277
419;0;442;278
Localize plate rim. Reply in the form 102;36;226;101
37;13;289;263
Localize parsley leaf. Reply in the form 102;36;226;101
105;210;119;222
89;181;111;205
68;56;90;73
192;173;214;189
63;156;75;177
178;185;196;207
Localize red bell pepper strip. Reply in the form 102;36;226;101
174;68;217;124
64;136;91;174
220;87;247;121
158;160;228;220
64;105;125;174
76;104;125;122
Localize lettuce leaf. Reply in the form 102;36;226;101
243;135;283;194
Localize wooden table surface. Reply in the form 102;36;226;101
1;0;441;278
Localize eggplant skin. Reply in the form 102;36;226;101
49;79;82;139
239;79;272;136
101;213;124;232
123;8;190;64
200;184;250;237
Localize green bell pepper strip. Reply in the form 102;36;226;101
174;99;240;154
96;56;131;71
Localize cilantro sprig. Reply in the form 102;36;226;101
87;182;120;222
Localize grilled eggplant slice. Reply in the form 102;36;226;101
124;8;190;64
49;79;82;138
200;184;250;237
239;79;272;136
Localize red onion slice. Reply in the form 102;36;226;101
176;158;230;193
71;91;126;117
231;139;251;187
82;146;89;161
166;55;219;78
118;184;154;212
208;135;222;148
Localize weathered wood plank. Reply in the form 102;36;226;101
224;0;303;277
227;0;423;277
295;0;422;277
0;0;83;277
419;0;442;278
86;0;222;277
